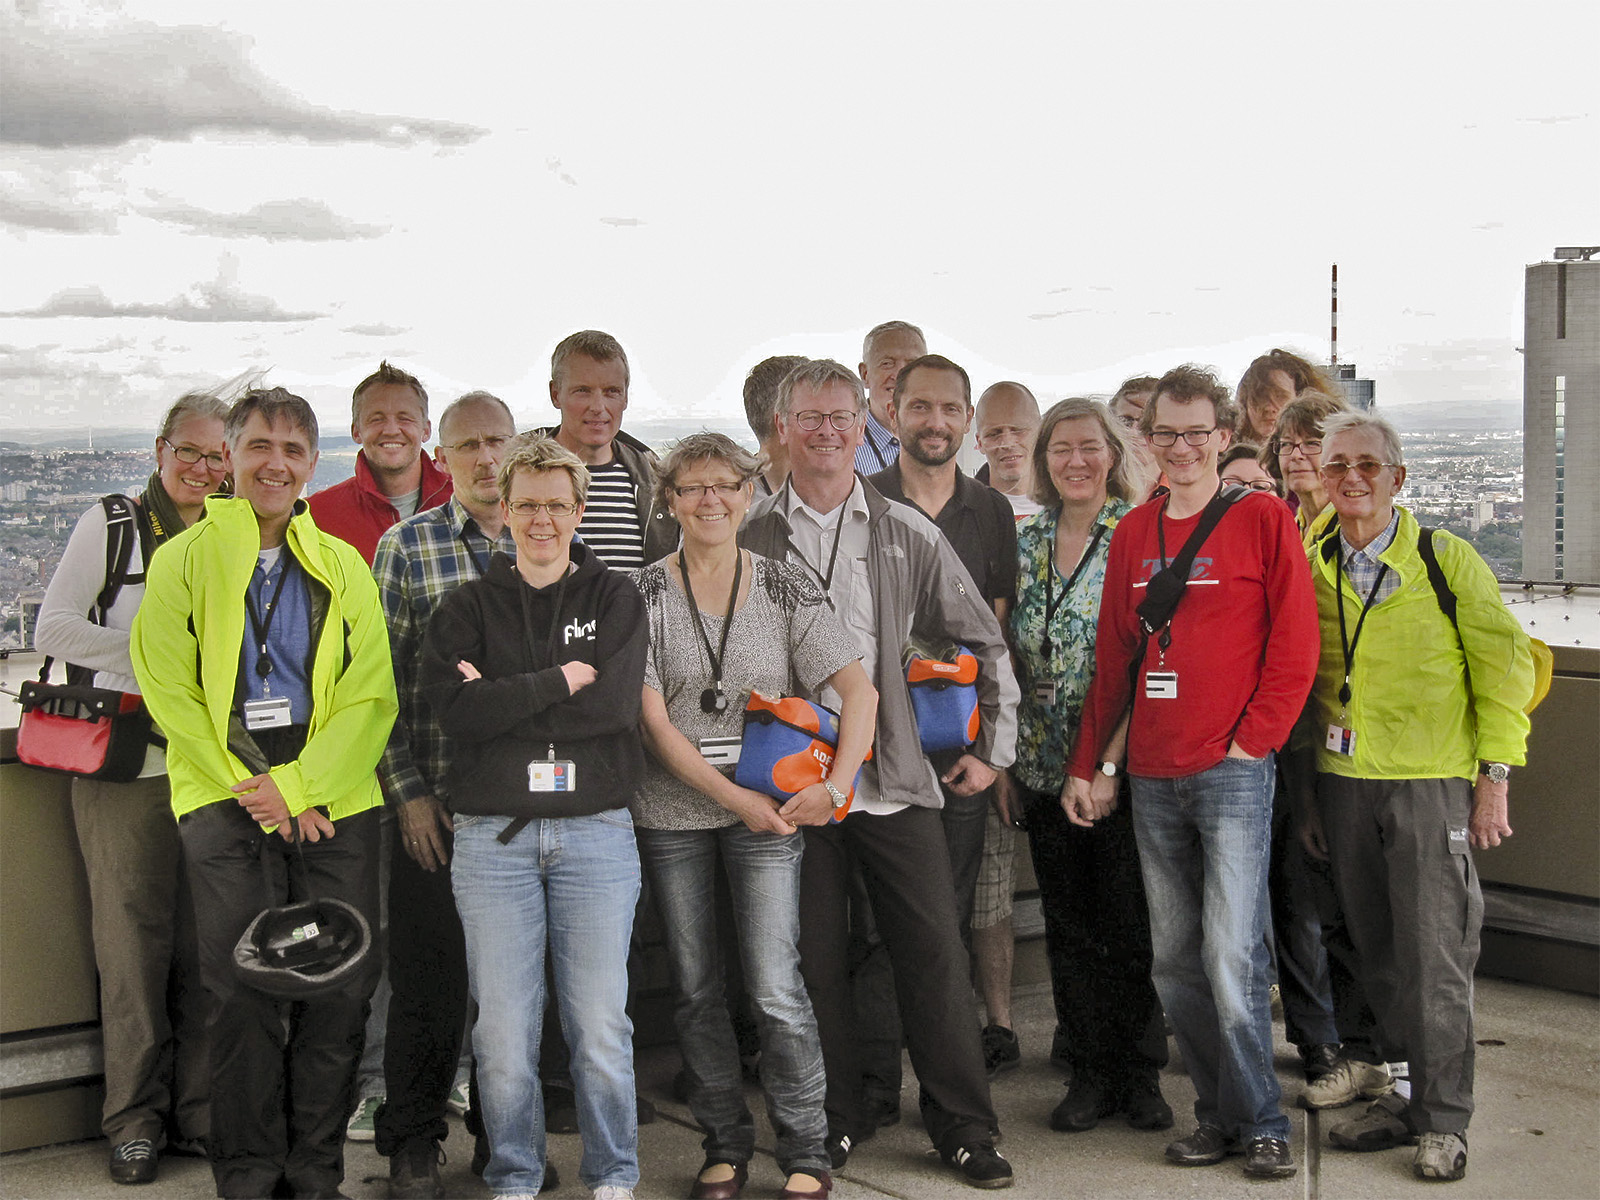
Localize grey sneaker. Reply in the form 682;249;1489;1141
1329;1093;1418;1152
592;1188;636;1200
1299;1058;1394;1109
1414;1131;1468;1181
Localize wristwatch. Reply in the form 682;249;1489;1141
1481;762;1510;785
822;780;849;809
1099;761;1119;778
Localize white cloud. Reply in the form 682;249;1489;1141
139;196;389;241
1;256;325;322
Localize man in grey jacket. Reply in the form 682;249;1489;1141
741;358;1020;1191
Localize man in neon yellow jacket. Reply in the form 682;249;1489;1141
1296;412;1532;1186
132;387;397;1200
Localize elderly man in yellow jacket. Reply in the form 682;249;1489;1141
1296;411;1533;1185
133;387;397;1200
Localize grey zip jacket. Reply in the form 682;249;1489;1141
741;477;1019;810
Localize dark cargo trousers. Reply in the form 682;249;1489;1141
1317;774;1482;1135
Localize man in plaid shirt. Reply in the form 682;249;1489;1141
370;391;518;1199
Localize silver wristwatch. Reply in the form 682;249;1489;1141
1481;762;1510;785
823;780;849;809
1099;761;1119;778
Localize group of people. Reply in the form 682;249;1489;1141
33;323;1535;1200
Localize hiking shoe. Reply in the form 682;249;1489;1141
939;1141;1013;1189
447;1079;471;1118
1300;1057;1393;1109
388;1139;444;1200
1413;1131;1468;1181
109;1138;157;1185
1122;1081;1175;1131
1165;1124;1236;1166
1299;1042;1341;1084
1050;1077;1114;1133
1242;1136;1296;1178
346;1094;382;1142
1329;1093;1418;1152
981;1025;1021;1077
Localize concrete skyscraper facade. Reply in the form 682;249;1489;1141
1523;250;1599;581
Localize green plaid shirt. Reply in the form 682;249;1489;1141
373;497;516;807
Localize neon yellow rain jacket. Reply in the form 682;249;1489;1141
1306;506;1533;781
131;497;397;820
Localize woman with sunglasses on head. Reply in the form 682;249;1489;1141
1261;392;1350;549
34;391;232;1186
633;432;875;1200
421;434;648;1200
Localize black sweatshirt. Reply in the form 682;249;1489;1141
421;543;647;819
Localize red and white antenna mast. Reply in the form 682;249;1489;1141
1330;263;1339;368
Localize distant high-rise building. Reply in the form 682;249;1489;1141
1523;248;1599;581
1331;363;1376;412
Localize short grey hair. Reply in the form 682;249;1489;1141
654;432;762;513
776;359;866;417
1321;410;1404;469
438;391;515;441
226;387;319;455
862;320;926;362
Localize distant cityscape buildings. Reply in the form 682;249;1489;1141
1523;247;1599;582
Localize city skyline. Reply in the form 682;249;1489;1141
2;1;1596;437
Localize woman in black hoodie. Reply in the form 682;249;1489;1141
422;435;647;1200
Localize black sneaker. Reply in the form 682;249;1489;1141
981;1025;1021;1077
1050;1076;1114;1133
1165;1124;1237;1166
387;1139;444;1200
109;1138;157;1186
1242;1135;1296;1179
826;1131;854;1171
1122;1081;1175;1131
940;1141;1014;1189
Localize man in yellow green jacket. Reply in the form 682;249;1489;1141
1296;412;1533;1185
132;387;397;1200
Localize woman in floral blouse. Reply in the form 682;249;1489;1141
998;398;1173;1136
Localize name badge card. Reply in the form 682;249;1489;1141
1325;724;1357;756
527;761;578;792
1033;681;1058;707
698;736;742;767
1144;671;1177;700
243;695;293;731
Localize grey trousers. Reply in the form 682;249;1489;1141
71;774;208;1146
1316;774;1483;1135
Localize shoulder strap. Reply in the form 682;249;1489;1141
91;494;142;626
1417;526;1459;632
1136;484;1247;635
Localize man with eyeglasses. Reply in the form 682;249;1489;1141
1064;365;1319;1180
1296;412;1532;1184
741;358;1020;1190
311;361;453;565
369;393;522;1197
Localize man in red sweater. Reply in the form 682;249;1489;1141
310;361;453;564
1065;365;1318;1181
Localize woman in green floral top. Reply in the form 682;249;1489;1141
999;398;1173;1136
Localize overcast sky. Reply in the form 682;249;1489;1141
2;0;1595;439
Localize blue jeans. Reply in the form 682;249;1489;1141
452;811;641;1195
637;824;829;1177
1130;755;1289;1141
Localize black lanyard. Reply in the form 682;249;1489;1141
517;567;570;672
1041;522;1106;658
678;549;743;714
244;551;297;681
1334;547;1390;708
458;527;491;578
796;508;846;608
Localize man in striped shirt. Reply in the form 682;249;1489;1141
539;329;677;569
854;320;927;476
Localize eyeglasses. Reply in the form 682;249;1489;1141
443;435;511;456
159;438;225;469
792;410;859;432
1147;428;1218;447
1272;438;1322;458
1319;459;1400;480
1221;476;1277;492
507;499;579;517
672;482;747;500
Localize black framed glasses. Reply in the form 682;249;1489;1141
159;437;225;469
1272;438;1323;458
672;482;747;500
1221;476;1278;492
1319;459;1400;480
507;499;579;517
1147;428;1218;447
792;410;859;432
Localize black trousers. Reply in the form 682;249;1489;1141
374;823;471;1157
181;801;379;1199
1023;785;1167;1090
798;805;995;1153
